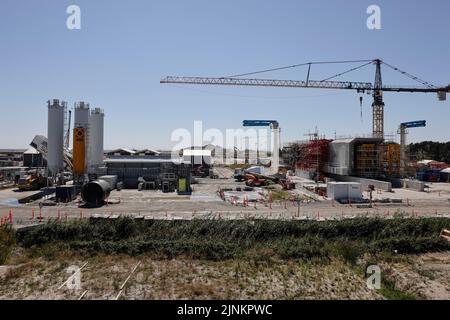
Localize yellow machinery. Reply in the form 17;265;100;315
73;127;86;176
17;173;48;191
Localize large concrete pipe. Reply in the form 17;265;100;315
81;179;112;205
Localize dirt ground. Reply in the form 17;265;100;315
1;250;449;300
380;252;450;299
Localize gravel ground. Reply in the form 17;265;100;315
1;177;450;227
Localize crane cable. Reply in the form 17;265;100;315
381;61;437;89
223;59;373;78
222;59;438;90
319;61;374;82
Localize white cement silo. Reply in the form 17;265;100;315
74;101;90;129
89;108;105;171
47;99;66;175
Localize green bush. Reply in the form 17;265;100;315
0;225;16;264
17;217;450;261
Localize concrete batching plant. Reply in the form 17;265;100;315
44;99;105;185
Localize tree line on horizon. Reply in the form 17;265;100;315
409;141;450;163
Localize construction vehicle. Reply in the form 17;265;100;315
17;172;50;191
244;173;269;187
161;59;449;139
279;178;296;190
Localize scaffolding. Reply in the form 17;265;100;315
296;138;331;181
381;143;400;177
355;144;380;178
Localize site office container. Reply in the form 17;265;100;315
327;182;362;200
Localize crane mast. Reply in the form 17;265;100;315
372;59;385;138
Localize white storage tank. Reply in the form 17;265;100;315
89;108;105;171
74;101;90;129
47;99;66;175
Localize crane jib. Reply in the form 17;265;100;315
161;76;449;95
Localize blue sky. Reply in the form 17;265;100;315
1;0;449;149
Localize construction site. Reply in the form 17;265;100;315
10;3;450;314
5;3;450;312
0;57;450;302
0;59;449;225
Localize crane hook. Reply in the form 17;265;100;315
359;96;363;122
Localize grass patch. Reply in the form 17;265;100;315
0;225;16;264
379;276;418;300
270;190;291;201
15;217;450;261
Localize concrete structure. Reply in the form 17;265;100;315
399;120;426;176
326;139;353;176
334;175;392;192
325;137;383;177
242;120;280;173
271;122;280;174
47;99;66;176
401;179;425;192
